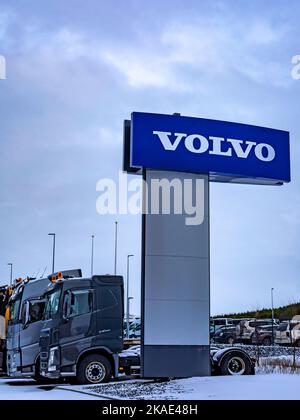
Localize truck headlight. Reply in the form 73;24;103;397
48;347;60;372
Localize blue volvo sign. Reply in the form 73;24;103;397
129;112;291;185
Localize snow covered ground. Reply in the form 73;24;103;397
66;375;300;400
1;374;300;400
0;378;100;400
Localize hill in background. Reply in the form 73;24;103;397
215;302;300;321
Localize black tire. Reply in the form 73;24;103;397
220;351;253;376
262;337;272;346
124;367;131;376
77;354;112;385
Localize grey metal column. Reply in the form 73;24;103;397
141;170;211;378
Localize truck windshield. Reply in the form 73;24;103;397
10;299;21;322
45;289;61;319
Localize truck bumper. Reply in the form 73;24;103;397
40;369;60;379
7;350;22;377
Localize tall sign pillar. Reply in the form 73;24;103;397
142;170;210;377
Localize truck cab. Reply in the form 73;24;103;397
40;272;124;384
6;277;50;378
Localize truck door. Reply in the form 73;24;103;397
20;299;45;372
6;298;22;368
59;289;93;357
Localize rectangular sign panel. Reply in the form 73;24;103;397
142;171;211;378
130;112;291;184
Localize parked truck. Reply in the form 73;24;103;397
6;276;52;379
39;271;255;384
39;271;127;383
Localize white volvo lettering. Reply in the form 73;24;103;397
209;136;232;156
185;134;209;154
226;139;257;159
153;131;276;162
152;131;186;151
255;143;276;162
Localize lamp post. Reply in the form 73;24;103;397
48;233;56;274
271;288;275;345
91;235;95;276
114;222;118;275
126;254;134;339
7;263;13;286
128;297;134;336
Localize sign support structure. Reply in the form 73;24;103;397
141;170;211;378
123;112;291;379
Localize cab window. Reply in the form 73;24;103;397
277;323;288;332
69;290;92;318
29;301;45;323
214;320;226;326
21;300;45;325
45;289;61;319
10;299;21;322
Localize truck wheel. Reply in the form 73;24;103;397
220;352;252;376
77;354;112;385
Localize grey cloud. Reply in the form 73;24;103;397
0;0;299;316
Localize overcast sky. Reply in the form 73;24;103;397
0;0;299;315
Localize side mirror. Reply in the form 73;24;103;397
63;293;71;321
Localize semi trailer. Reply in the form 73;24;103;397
39;271;255;384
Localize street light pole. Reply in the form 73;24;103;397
128;297;134;335
7;263;13;286
91;235;95;276
48;233;56;274
271;287;275;345
126;254;134;339
114;222;118;275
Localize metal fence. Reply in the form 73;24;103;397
210;319;300;348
